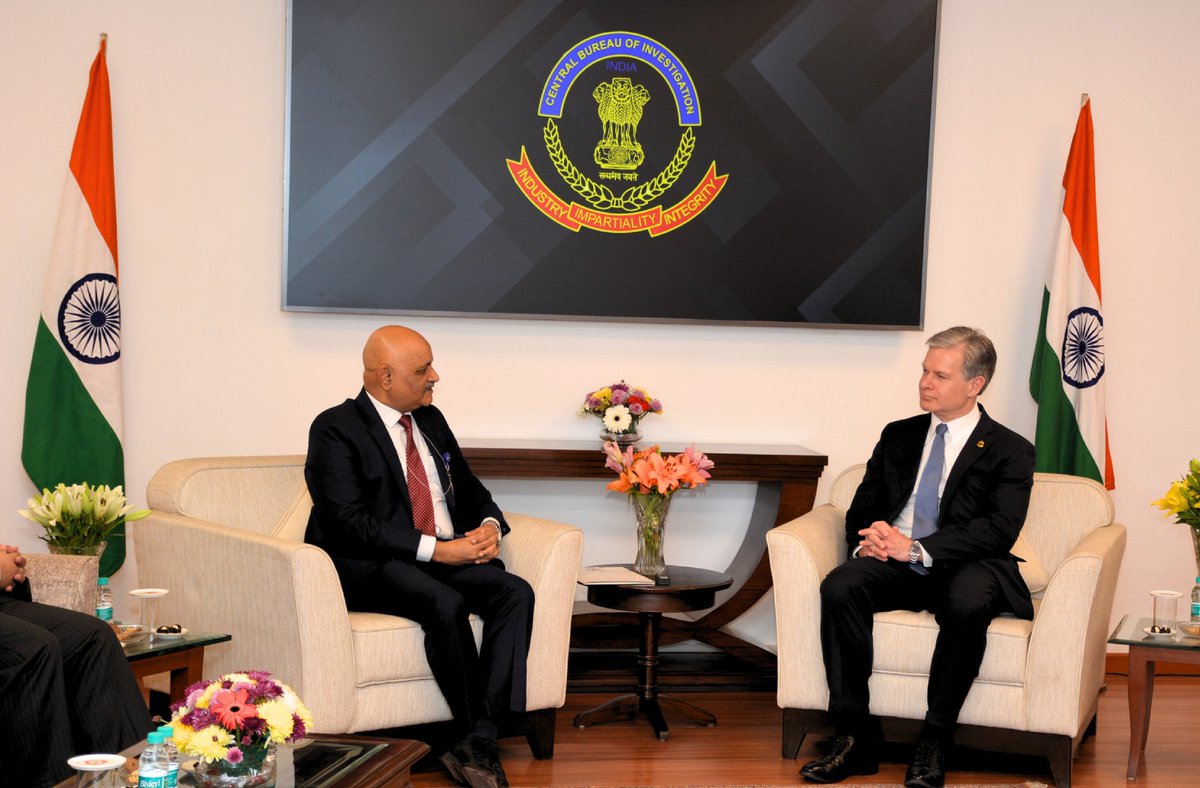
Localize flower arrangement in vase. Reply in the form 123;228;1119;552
168;670;313;787
578;381;662;444
603;441;714;575
1152;458;1200;574
18;482;150;555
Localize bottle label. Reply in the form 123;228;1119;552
96;603;113;621
138;770;167;788
165;764;179;788
1191;601;1200;619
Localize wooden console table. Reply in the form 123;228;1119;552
462;439;827;688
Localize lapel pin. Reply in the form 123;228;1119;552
977;440;985;448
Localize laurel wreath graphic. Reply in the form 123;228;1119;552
543;120;694;212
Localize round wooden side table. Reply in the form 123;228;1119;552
573;565;733;741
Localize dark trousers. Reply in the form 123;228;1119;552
0;582;153;788
819;557;1010;734
341;558;534;738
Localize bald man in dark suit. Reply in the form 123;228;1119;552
305;326;533;788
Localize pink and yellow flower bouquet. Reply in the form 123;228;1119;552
579;381;663;442
168;670;312;783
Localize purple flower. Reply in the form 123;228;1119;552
186;708;215;730
611;389;628;404
628;401;645;416
650;399;662;412
241;717;266;735
291;713;307;741
611;382;630;392
226;747;244;765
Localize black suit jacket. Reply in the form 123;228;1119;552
845;404;1037;619
304;389;507;572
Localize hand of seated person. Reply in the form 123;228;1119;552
432;526;501;565
857;521;912;562
0;545;27;591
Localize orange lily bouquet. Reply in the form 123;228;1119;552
604;441;715;575
603;441;714;496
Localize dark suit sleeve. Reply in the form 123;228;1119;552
920;430;1035;563
843;419;922;557
305;410;423;560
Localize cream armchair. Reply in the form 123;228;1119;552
767;466;1125;788
132;455;583;757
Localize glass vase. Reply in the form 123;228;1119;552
189;743;277;788
1192;527;1200;578
600;427;641;446
632;493;671;576
47;540;107;557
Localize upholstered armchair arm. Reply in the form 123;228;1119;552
131;513;358;732
767;504;848;709
1022;522;1127;735
498;512;584;711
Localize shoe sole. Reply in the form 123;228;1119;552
438;752;500;788
904;778;943;788
800;763;880;783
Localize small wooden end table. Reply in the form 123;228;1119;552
1108;614;1200;780
123;630;231;716
573;564;733;741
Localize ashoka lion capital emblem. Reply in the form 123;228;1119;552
593;77;649;170
507;31;728;236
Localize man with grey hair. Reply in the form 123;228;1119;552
800;327;1035;788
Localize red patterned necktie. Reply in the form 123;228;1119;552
398;415;437;537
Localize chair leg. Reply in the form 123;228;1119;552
523;707;556;759
782;708;809;759
1046;735;1073;788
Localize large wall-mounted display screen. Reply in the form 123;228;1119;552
284;0;938;327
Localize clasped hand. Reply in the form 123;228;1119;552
432;524;501;565
857;521;913;562
1;544;27;591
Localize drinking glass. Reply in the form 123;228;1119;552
1150;589;1181;633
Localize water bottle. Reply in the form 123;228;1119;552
95;576;113;621
156;725;180;788
138;731;168;788
1191;576;1200;622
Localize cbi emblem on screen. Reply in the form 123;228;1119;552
507;31;727;235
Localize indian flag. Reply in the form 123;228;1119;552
1029;96;1115;490
22;37;128;576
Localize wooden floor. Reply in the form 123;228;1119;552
408;674;1200;787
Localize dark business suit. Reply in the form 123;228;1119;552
820;404;1035;732
305;390;533;734
0;581;153;788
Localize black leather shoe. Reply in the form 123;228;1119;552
799;734;880;783
472;737;510;788
904;739;946;788
438;737;501;788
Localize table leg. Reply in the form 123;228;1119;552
657;695;718;727
1126;647;1155;780
575;610;722;742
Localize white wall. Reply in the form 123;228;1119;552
3;1;1198;645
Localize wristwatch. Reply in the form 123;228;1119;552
909;540;924;564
